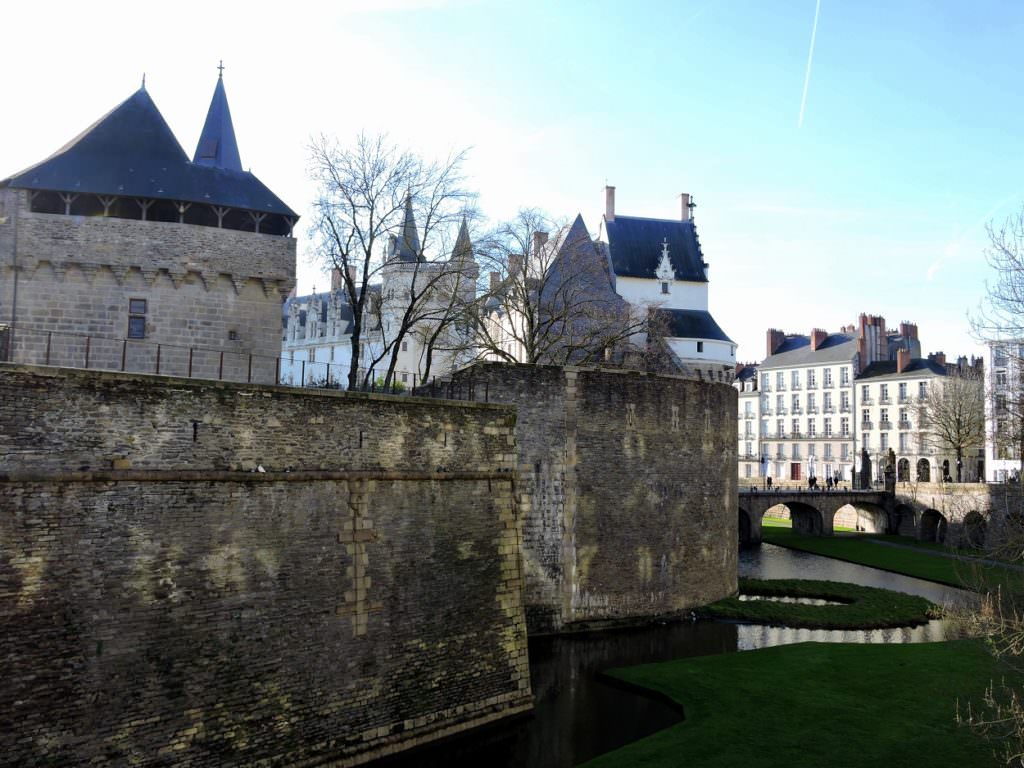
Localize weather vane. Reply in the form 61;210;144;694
218;60;224;78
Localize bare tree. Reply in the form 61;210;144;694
918;371;985;482
463;209;647;366
308;133;472;390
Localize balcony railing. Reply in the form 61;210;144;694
807;406;819;414
861;397;874;405
823;381;834;389
880;397;892;405
861;421;874;430
791;383;802;390
898;396;911;404
806;381;818;389
898;420;912;430
880;420;893;430
792;407;803;415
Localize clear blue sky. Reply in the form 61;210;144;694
5;0;1022;361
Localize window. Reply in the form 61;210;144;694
792;394;800;411
807;369;817;387
744;463;752;478
777;419;785;437
760;421;768;437
880;384;889;402
744;401;753;415
824;443;833;459
995;346;1009;367
823;392;832;411
791;370;800;388
841;443;849;459
402;372;409;383
128;298;147;339
840;417;849;436
861;409;870;425
401;341;408;352
840;366;850;385
792;444;801;459
697;341;704;353
792;418;800;435
840;391;850;410
898;382;908;401
899;433;909;452
808;443;816;457
808;393;817;410
824;418;832;437
661;281;669;294
807;420;816;437
761;373;770;391
777;372;785;389
919;381;928;398
823;368;833;387
776;395;784;412
861;384;870;401
899;408;908;426
997;394;1007;413
880;408;889;425
881;433;889;450
996;371;1008;386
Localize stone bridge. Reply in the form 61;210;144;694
739;489;895;546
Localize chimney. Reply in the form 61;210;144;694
767;328;785;357
680;193;691;222
897;348;911;373
489;270;500;291
929;351;946;368
346;265;358;286
810;328;827;351
331;267;343;291
605;186;615;221
509;254;524;276
899;321;918;340
532;231;549;255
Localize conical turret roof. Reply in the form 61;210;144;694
392;194;423;262
449;216;473;262
193;72;242;171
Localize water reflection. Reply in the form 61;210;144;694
374;543;974;767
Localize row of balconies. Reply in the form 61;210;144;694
762;432;849;440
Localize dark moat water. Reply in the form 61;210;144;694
375;544;971;768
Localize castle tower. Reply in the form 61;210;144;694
0;68;296;382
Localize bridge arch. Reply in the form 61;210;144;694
920;509;948;543
739;506;753;548
962;511;986;548
892;504;917;537
835;502;888;533
784;501;824;536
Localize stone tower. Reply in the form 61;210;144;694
0;70;296;383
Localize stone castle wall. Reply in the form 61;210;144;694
447;363;738;634
0;365;530;767
0;189;295;383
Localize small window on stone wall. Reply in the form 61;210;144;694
128;298;147;339
697;341;704;353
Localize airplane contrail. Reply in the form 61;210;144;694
798;0;822;129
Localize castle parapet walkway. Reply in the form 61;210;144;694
739;489;894;546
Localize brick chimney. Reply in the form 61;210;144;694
346;265;357;286
532;231;549;255
489;271;501;291
605;186;615;221
897;348;911;373
899;321;918;340
767;328;785;357
810;328;827;351
331;267;343;291
680;193;692;222
508;254;524;276
929;351;946;367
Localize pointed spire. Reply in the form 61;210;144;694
193;64;242;172
393;193;422;262
450;216;473;262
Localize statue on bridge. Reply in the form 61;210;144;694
859;448;871;490
884;448;897;494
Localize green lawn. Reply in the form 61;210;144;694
762;528;1023;593
762;517;855;532
702;578;938;629
584;640;1014;768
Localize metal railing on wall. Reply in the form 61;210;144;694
3;324;422;396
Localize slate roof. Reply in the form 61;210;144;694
760;333;858;369
391;195;423;262
193;76;242;172
858;358;948;379
283;291;355;334
604;215;707;282
652;308;733;342
1;86;296;217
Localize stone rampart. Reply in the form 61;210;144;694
0;365;530;767
446;363;738;634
